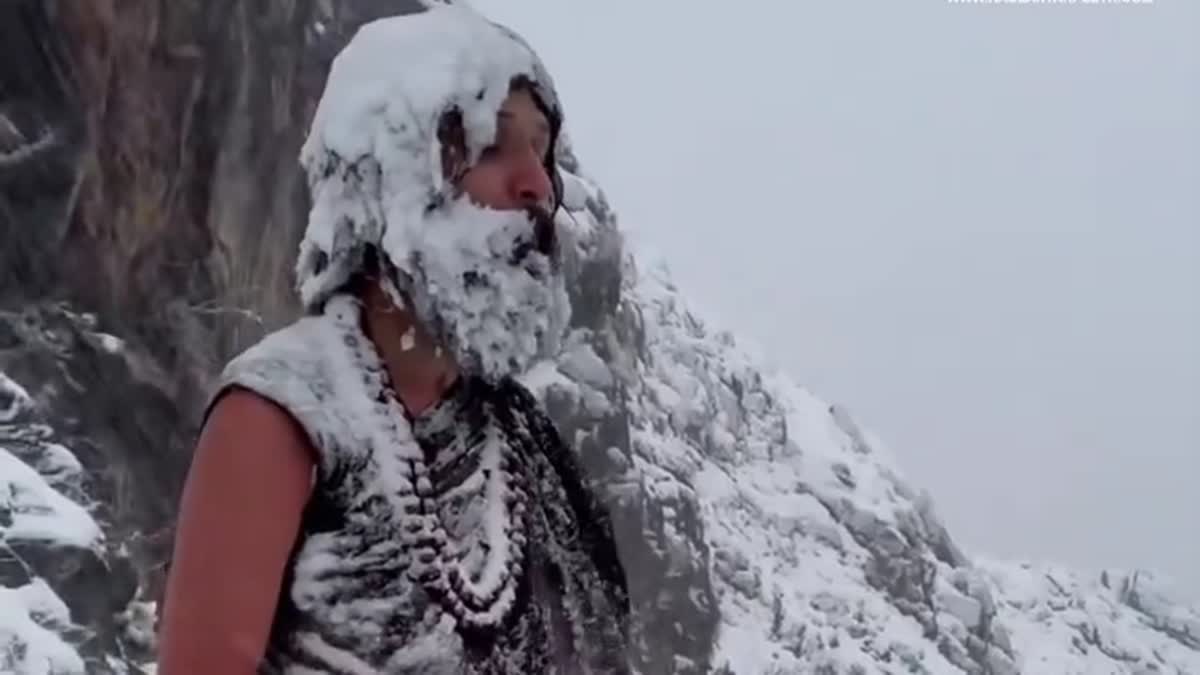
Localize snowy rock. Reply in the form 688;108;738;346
0;372;34;423
0;580;85;675
981;562;1200;673
560;339;615;391
0;309;158;673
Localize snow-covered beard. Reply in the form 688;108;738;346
382;193;570;382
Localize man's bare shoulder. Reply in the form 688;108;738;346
159;390;316;674
202;386;318;467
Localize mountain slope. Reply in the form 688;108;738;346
516;155;1200;673
624;249;1200;674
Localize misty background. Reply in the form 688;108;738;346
472;0;1200;597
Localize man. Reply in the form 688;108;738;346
157;5;631;673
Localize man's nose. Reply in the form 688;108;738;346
509;149;553;208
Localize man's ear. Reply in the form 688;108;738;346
437;106;468;182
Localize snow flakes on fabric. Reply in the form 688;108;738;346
213;294;631;673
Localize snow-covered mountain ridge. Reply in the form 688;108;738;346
617;250;1200;674
513;159;1200;673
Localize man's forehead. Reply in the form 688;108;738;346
498;103;550;137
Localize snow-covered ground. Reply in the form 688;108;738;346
0;371;94;674
983;562;1200;674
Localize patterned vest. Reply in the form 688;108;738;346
207;294;631;673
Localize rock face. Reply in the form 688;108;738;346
1;1;1198;674
1;1;426;671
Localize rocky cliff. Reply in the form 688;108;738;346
1;1;1197;673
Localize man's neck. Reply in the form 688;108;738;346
359;280;458;417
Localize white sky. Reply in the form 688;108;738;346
471;0;1200;598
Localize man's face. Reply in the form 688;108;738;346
457;88;555;214
390;86;569;382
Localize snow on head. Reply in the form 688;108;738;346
296;4;570;381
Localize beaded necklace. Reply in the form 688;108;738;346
328;296;529;631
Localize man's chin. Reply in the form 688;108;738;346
406;272;567;383
430;316;545;384
383;194;569;382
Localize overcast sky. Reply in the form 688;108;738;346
471;0;1200;598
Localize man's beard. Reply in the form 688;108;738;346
381;195;571;382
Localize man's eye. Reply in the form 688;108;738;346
479;145;501;160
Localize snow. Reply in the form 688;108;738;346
296;2;570;381
0;370;96;673
0;580;85;675
0;121;57;169
0;447;102;548
296;0;546;304
559;340;613;390
551;152;1200;671
615;211;966;672
94;333;125;354
518;359;579;399
980;561;1200;673
34;443;84;485
650;251;1200;670
386;196;571;380
458;426;512;602
0;371;34;422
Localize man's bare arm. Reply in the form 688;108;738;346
157;388;316;674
